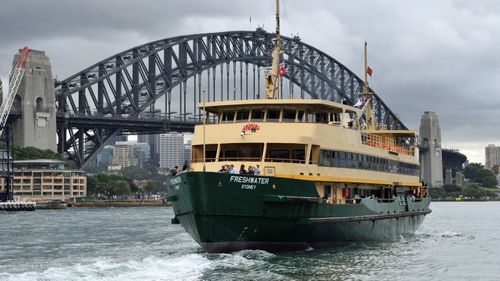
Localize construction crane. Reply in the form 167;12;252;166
0;47;32;137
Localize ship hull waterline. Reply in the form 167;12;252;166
166;172;431;253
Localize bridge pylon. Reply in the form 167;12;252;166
12;50;57;151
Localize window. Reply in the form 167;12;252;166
222;111;235;123
223;150;238;159
318;149;418;176
269;150;289;159
292;149;305;161
235;111;249;122
205;150;217;160
251;110;265;121
297;111;305;122
282;110;296;122
266;110;280;122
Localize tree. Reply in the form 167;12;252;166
88;174;138;198
464;163;498;187
144;182;156;198
492;165;499;175
462;185;498;199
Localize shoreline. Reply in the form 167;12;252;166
73;199;168;208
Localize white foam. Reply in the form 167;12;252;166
0;254;211;281
440;231;464;238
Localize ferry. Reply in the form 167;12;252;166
166;1;431;252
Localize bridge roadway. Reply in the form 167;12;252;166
9;110;198;135
56;113;199;135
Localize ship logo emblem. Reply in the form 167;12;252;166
242;123;260;133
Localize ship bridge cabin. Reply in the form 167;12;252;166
190;99;422;204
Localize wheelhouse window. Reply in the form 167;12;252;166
235;110;249;122
282;110;296;122
297;111;306;122
266;110;281;122
221;111;235;123
251;110;265;121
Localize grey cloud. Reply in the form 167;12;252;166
1;0;500;163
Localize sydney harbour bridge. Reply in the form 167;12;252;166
13;29;407;167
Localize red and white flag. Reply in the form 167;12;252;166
366;66;373;77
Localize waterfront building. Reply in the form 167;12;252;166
0;159;86;200
159;132;184;169
485;144;500;170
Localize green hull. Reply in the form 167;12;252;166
166;172;431;252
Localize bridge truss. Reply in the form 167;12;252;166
55;29;407;167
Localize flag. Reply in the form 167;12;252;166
354;97;364;107
366;66;373;77
279;63;286;76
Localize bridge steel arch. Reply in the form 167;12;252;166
55;29;407;167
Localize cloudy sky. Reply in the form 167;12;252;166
1;0;500;163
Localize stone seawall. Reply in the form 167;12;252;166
74;199;167;207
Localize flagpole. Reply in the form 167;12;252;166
364;42;374;130
202;90;206;172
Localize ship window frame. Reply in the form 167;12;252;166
297;111;306;122
292;149;305;161
269;149;290;159
250;109;265;122
235;110;250;122
221;111;236;123
282;109;297;123
266;109;281;122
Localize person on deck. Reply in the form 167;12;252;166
229;164;238;174
254;164;261;175
239;164;247;174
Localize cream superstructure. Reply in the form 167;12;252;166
190;98;421;202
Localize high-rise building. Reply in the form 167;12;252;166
485;144;500;170
138;110;162;165
133;142;150;167
110;142;134;170
138;133;160;165
184;140;192;166
159;132;184;169
97;145;114;167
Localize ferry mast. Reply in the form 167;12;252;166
265;0;282;99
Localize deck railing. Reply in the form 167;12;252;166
361;133;415;156
191;157;314;164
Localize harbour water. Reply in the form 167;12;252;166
1;202;499;281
